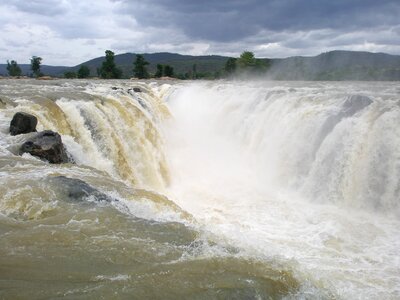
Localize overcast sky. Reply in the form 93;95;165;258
1;0;399;66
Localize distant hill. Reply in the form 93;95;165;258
266;50;400;80
0;65;71;77
70;52;229;78
1;50;400;80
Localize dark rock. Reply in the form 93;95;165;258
10;112;38;136
48;176;128;212
128;87;142;93
19;130;69;163
49;176;112;202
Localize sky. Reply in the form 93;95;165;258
1;0;399;66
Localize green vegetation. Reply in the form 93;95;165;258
77;65;90;78
99;50;122;79
237;51;268;73
164;65;174;77
133;54;150;79
6;60;22;76
224;58;237;75
154;64;174;77
30;56;42;77
1;50;399;80
237;51;257;69
64;71;76;78
220;51;269;77
155;64;163;78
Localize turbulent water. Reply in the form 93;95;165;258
0;79;399;299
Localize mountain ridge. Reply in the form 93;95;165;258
1;50;399;80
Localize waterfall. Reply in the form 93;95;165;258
165;81;400;216
0;81;170;191
0;79;399;299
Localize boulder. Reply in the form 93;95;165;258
19;130;69;163
10;112;38;136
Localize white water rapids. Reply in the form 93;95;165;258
164;81;400;299
0;79;399;299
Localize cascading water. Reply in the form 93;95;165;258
0;79;399;299
164;81;400;299
166;81;400;214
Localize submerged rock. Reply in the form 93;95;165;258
49;176;112;202
19;130;69;163
48;176;128;211
342;95;373;117
10;112;38;136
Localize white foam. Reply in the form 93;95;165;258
164;81;400;299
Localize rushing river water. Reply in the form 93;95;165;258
0;79;399;299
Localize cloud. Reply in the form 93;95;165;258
116;0;400;41
7;0;68;16
0;0;399;65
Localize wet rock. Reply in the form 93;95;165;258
48;176;128;211
19;130;69;163
342;95;373;117
49;176;112;202
128;87;142;93
10;112;38;136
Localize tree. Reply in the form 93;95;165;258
155;64;163;78
236;51;267;74
164;65;174;77
133;54;149;79
64;71;76;78
6;60;22;76
237;51;257;69
99;50;122;79
30;56;42;77
77;65;90;78
224;57;237;74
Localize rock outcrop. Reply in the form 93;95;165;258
19;130;69;163
10;112;38;136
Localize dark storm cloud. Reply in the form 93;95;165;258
1;0;399;65
116;0;400;42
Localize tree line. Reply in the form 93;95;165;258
6;56;45;78
95;50;176;79
5;50;268;79
5;56;92;79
